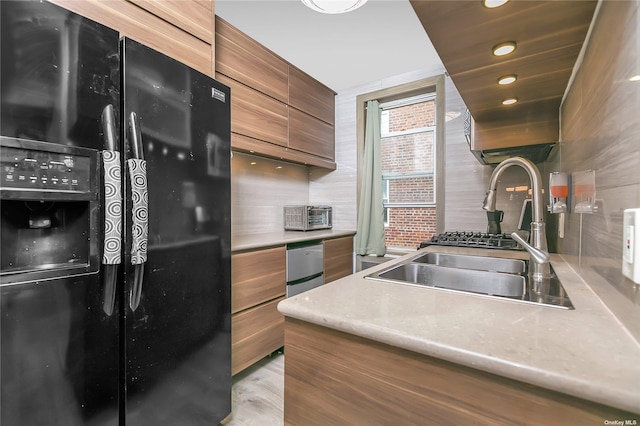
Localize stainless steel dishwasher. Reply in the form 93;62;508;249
286;241;324;297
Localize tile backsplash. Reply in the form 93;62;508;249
231;152;309;235
548;0;640;341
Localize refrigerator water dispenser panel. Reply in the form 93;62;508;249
0;137;100;282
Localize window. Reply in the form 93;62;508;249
380;94;437;249
357;76;445;252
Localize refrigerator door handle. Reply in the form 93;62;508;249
101;104;121;316
127;111;148;311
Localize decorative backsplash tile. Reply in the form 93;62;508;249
549;0;640;341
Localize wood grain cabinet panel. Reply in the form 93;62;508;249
217;74;289;147
231;246;286;314
289;108;335;160
127;0;212;42
48;0;212;77
289;66;336;125
232;297;285;375
323;236;353;284
215;17;289;104
284;318;636;425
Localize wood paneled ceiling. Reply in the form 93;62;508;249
410;0;597;126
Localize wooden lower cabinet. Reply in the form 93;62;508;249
323;236;353;283
284;318;636;425
231;246;286;313
232;297;285;375
231;246;286;375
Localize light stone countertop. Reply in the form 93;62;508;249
231;229;356;252
277;245;640;414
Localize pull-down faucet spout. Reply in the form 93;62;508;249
482;157;551;285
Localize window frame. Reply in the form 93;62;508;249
356;75;446;236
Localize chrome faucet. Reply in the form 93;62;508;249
482;157;551;288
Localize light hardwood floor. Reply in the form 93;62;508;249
228;352;284;425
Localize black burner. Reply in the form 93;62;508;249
418;232;522;250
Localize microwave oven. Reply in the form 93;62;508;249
284;205;332;231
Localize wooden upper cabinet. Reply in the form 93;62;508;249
127;0;213;43
216;74;289;147
48;0;212;77
289;66;336;125
215;17;289;104
289;108;335;160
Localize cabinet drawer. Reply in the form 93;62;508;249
232;246;286;313
289;66;335;124
217;74;289;147
289;108;335;160
232;296;285;375
324;236;354;284
216;17;288;103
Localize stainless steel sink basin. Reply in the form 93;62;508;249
376;263;525;297
365;252;574;309
413;252;526;274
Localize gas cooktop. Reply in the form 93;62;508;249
419;232;523;251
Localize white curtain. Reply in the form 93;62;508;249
355;100;386;256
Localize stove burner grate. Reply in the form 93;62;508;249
419;232;522;250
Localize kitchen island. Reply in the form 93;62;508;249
278;245;640;424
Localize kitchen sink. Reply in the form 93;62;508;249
365;252;574;309
376;263;525;297
413;252;526;274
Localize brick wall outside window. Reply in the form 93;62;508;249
381;99;437;249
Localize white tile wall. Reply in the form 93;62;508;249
231;152;309;235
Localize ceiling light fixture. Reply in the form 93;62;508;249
492;42;517;56
483;0;509;8
498;74;517;85
630;75;640;82
502;98;518;105
301;0;367;14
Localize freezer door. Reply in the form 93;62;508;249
121;38;231;425
0;0;120;150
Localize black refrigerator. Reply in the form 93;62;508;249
0;1;232;425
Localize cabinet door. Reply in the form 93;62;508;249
289;108;335;160
48;0;212;76
128;0;213;42
216;17;289;104
217;74;289;148
232;296;285;375
289;66;335;125
231;246;286;313
324;236;354;284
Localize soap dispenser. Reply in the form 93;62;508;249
549;172;569;238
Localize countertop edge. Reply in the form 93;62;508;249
232;229;356;252
277;248;640;415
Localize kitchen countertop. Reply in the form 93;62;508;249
231;229;356;252
277;245;640;414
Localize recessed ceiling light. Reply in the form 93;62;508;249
493;42;517;56
483;0;509;8
502;98;518;105
498;74;517;85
